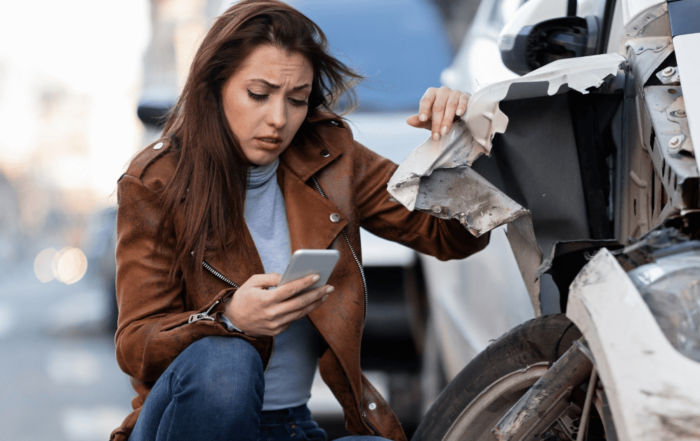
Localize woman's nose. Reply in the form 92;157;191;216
267;98;286;129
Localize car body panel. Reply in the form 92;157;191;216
622;0;665;28
674;32;700;171
420;225;534;379
567;248;700;441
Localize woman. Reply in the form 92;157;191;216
112;1;488;440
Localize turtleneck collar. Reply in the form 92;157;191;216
248;157;279;189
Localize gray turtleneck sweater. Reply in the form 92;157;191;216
221;157;322;411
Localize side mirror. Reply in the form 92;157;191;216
500;15;599;76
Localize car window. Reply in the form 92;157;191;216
287;0;453;113
577;0;608;20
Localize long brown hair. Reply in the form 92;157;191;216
155;0;362;281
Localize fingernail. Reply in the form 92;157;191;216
322;295;329;302
312;275;320;282
419;114;427;122
326;286;335;294
441;126;448;136
433;133;441;141
458;107;465;116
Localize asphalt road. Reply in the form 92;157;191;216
0;264;133;441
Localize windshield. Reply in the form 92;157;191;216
289;0;453;112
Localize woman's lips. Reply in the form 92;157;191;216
255;137;283;149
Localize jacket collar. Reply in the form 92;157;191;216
280;110;348;182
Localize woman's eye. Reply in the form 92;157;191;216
247;90;267;102
289;98;309;107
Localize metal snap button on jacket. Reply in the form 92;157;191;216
320;149;330;157
330;213;340;223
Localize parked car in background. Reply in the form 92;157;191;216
82;207;118;331
0;170;21;269
440;0;525;92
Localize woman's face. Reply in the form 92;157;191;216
222;45;314;166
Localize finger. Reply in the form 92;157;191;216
456;92;470;117
431;87;451;141
275;322;292;334
266;322;292;337
244;273;282;289
277;290;330;325
273;273;321;302
277;285;333;315
439;92;461;136
263;287;330;333
406;114;431;129
418;88;437;124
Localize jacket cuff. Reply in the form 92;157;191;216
219;314;249;335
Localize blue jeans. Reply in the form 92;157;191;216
129;336;389;441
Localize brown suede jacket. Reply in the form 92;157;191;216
111;112;489;441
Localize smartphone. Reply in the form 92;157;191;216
278;249;341;293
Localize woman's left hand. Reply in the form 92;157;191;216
407;87;470;142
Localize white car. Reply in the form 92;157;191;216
400;0;700;438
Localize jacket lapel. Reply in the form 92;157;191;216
279;163;348;253
279;114;350;252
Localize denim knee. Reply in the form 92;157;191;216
173;336;264;409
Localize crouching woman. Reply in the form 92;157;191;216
111;1;488;440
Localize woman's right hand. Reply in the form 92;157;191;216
222;273;333;337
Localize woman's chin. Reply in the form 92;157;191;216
246;150;282;166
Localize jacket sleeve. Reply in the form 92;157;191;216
114;174;234;382
352;140;489;261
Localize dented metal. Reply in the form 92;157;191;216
388;53;625;238
388;54;625;318
414;166;528;237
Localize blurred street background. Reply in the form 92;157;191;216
0;0;505;439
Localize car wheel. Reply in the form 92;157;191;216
412;314;616;440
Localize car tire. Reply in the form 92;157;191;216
412;314;599;441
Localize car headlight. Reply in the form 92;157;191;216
628;251;700;362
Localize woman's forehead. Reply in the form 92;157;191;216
234;45;313;87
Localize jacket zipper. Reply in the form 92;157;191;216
311;176;369;322
201;260;239;288
310;175;378;436
361;411;380;436
188;300;220;323
199;259;275;373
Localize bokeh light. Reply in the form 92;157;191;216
36;246;88;285
34;247;58;283
55;247;88;285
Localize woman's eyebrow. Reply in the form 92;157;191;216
250;79;310;91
